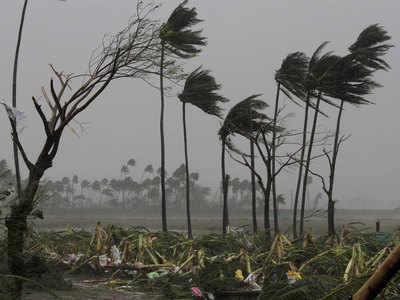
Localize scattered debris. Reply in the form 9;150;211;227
9;222;400;299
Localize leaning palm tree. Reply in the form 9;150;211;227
273;52;309;238
218;95;269;234
323;24;392;236
178;66;228;239
299;49;344;237
300;25;391;237
158;0;206;232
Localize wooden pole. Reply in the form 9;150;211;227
352;244;400;299
375;220;380;233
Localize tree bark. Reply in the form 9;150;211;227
264;177;272;240
328;100;344;236
300;92;321;236
6;167;43;299
12;0;29;206
353;244;400;300
159;41;167;232
221;139;230;234
6;209;25;300
271;83;280;236
182;103;193;239
292;92;310;238
250;140;257;234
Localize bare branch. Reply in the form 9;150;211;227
226;147;266;192
32;97;50;136
9;119;33;170
307;168;329;195
49;79;65;121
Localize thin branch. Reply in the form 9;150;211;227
307;168;329;195
9;119;33;170
32;97;50;136
50;79;65;121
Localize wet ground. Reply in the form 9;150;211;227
23;275;164;300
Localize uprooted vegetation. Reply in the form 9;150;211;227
1;223;400;299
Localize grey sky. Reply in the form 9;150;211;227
1;1;399;209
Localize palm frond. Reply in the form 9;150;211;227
275;52;309;101
319;54;378;106
349;24;393;71
161;0;207;58
164;30;207;58
218;95;272;140
178;66;228;118
166;0;202;32
309;41;330;70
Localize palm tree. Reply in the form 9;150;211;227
218;95;269;234
274;52;308;238
80;179;90;207
110;178;121;207
158;0;206;232
145;164;154;174
299;48;343;237
61;176;71;204
287;43;339;238
121;165;129;178
127;158;136;177
230;177;241;204
141;164;154;181
323;25;392;236
249;140;258;233
91;180;101;206
71;174;78;205
178;66;227;238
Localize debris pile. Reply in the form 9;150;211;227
12;223;400;299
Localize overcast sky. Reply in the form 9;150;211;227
1;1;399;209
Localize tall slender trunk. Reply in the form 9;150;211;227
328;100;344;236
182;103;192;239
159;41;167;232
12;0;29;204
272;176;279;236
299;92;321;236
250;140;257;233
292;92;310;238
271;82;280;236
257;133;272;239
221;139;229;234
264;177;272;239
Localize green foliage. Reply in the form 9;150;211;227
178;66;228;118
349;24;393;71
276;51;309;102
219;94;271;141
161;0;207;58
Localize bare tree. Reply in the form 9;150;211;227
3;3;162;298
228;114;330;238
